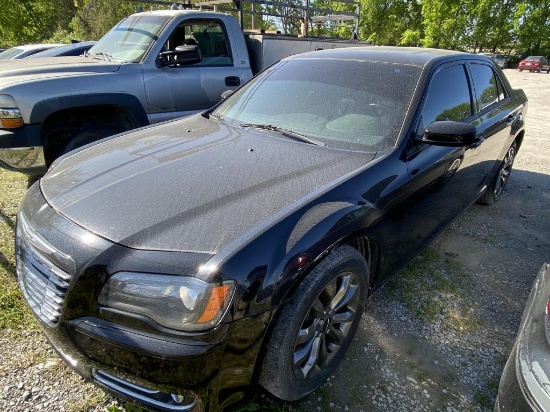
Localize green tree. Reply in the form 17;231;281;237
421;0;471;50
514;0;550;56
68;0;140;41
0;0;76;47
360;0;421;45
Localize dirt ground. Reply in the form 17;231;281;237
292;69;550;411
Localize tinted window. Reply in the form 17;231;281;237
419;64;472;132
469;64;503;110
0;48;24;60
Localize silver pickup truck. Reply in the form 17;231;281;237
0;3;365;175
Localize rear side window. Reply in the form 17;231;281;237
469;63;507;110
418;64;472;133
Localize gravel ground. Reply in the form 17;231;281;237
1;69;548;412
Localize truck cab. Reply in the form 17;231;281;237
0;0;363;175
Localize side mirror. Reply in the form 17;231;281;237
158;45;202;67
420;121;477;147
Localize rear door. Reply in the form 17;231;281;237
466;61;516;186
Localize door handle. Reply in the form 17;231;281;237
505;114;515;123
225;76;241;87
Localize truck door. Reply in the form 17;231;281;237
144;19;243;123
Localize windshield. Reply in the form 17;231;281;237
0;48;24;60
525;56;543;61
213;58;421;151
88;15;169;62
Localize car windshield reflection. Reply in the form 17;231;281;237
213;58;421;151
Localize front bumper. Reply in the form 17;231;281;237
16;184;272;411
37;313;225;412
0;125;46;174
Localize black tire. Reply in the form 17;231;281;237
478;142;517;205
26;175;41;188
62;125;117;154
259;245;369;401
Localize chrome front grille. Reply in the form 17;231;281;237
16;213;74;327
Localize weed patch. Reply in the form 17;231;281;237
384;246;480;335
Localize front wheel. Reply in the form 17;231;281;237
478;142;517;205
62;125;118;154
259;245;369;401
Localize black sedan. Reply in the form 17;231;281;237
16;47;527;412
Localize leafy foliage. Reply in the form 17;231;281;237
0;1;548;64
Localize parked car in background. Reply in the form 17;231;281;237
518;56;550;73
479;53;507;69
0;44;64;60
16;47;527;412
495;263;550;411
27;41;97;58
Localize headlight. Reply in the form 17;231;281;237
0;94;23;128
98;272;235;332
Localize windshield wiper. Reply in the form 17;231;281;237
239;123;327;147
205;113;225;122
88;52;113;62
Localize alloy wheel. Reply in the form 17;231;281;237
494;145;516;197
292;272;360;380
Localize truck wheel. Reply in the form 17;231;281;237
259;245;368;401
62;125;118;155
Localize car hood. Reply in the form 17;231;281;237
41;115;375;254
0;57;120;85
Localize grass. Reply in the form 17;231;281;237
0;170;34;330
384;246;481;335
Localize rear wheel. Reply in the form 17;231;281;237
478;142;516;205
259;245;368;401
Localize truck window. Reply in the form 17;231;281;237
88;15;169;62
165;20;232;67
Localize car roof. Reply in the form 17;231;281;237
11;43;65;51
286;46;476;68
28;41;97;58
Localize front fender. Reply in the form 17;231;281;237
29;93;149;127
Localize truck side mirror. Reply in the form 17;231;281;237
158;45;202;67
